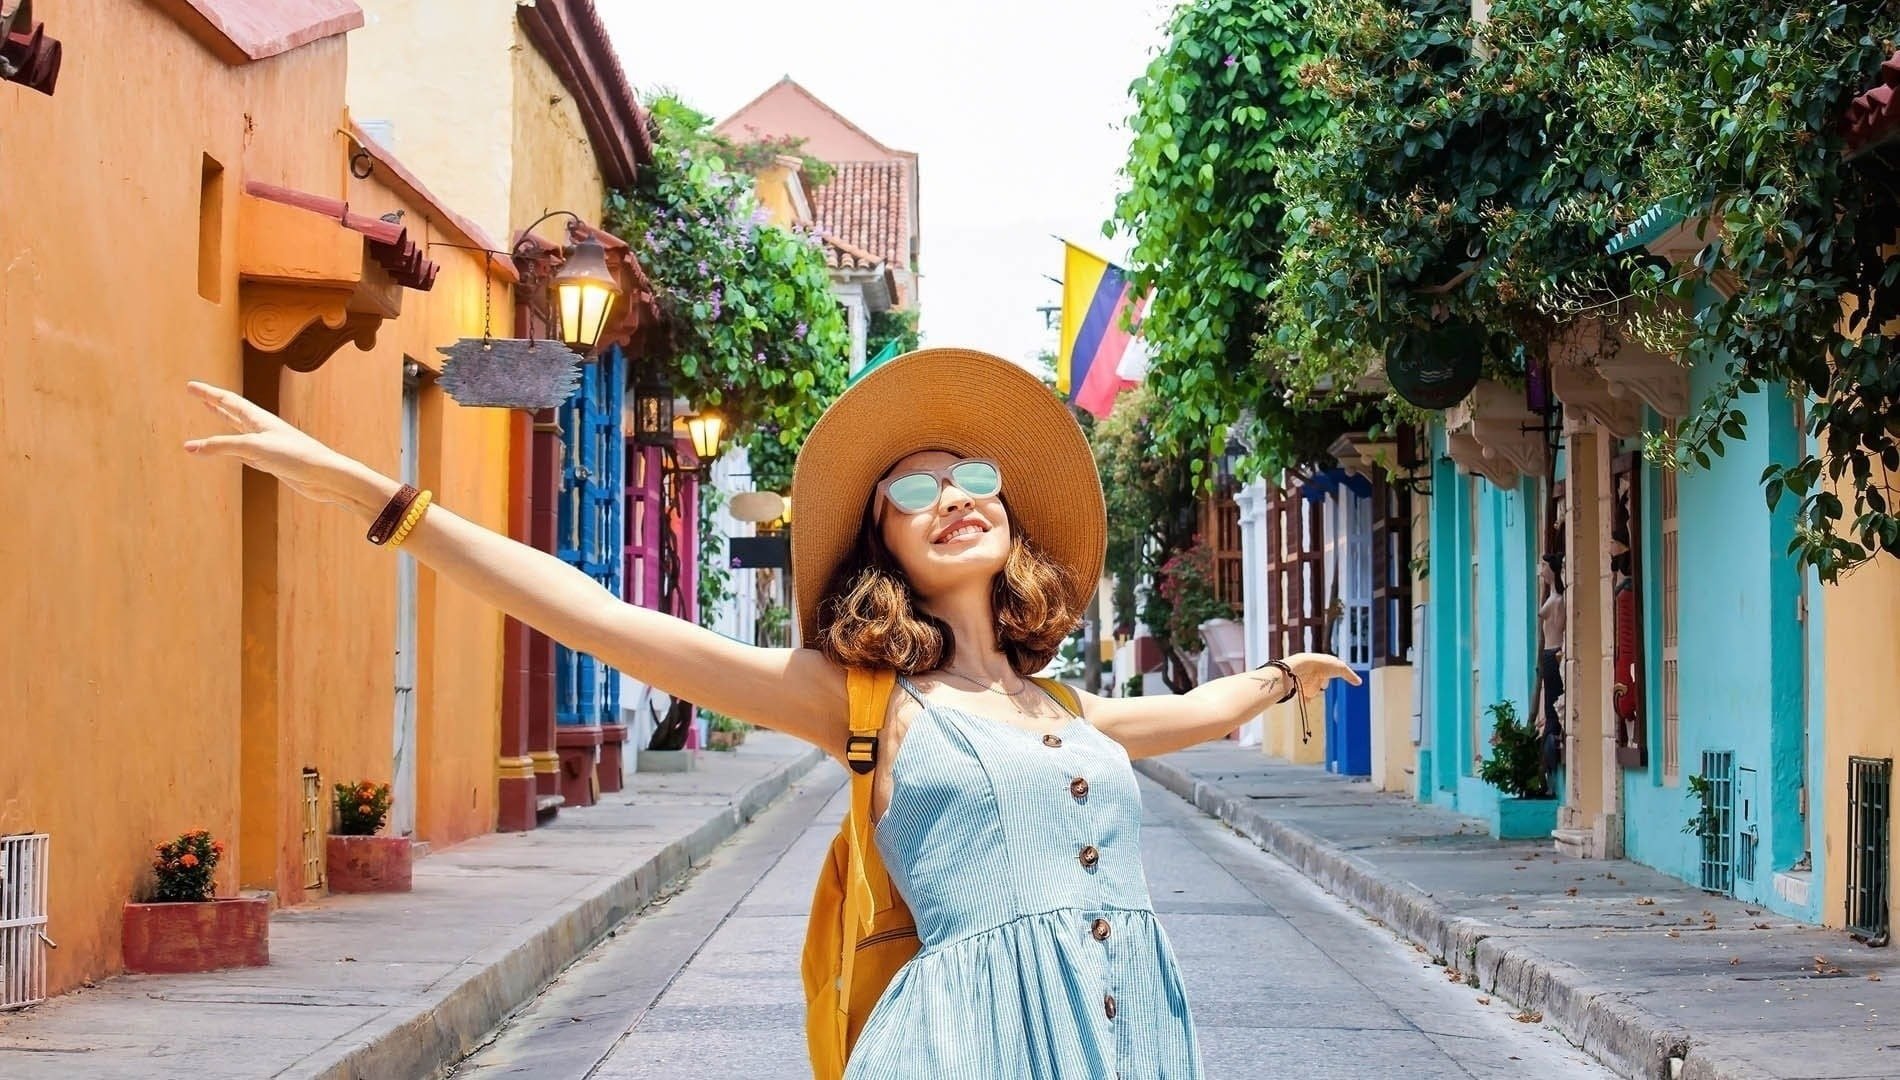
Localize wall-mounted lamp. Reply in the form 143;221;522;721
513;211;625;355
683;410;727;468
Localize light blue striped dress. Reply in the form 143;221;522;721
843;678;1204;1079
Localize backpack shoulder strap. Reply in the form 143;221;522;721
842;668;898;927
1031;676;1084;720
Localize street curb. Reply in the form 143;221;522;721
309;746;828;1080
1136;757;1709;1080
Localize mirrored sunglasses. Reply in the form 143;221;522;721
877;458;1003;515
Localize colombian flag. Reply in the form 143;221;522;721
1058;241;1146;419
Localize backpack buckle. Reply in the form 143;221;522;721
845;734;878;774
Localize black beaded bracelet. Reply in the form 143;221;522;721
1259;659;1300;705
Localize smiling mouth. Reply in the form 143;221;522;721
933;521;988;544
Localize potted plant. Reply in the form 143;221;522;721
327;781;412;893
706;712;751;751
1476;701;1559;839
122;829;268;973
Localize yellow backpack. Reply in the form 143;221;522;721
800;667;1082;1079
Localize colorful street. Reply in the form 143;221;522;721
9;0;1900;1078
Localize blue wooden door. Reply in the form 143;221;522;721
554;346;626;729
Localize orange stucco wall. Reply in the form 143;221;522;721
1;1;508;994
1820;552;1900;930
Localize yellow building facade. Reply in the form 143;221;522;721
0;0;511;996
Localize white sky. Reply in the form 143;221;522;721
598;0;1176;371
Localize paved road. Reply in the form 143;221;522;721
452;761;1612;1079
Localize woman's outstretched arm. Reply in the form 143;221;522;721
183;381;849;757
1078;653;1359;760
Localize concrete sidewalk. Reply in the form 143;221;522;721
1137;746;1900;1080
0;733;824;1080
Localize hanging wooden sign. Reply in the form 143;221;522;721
1385;324;1483;410
436;338;582;410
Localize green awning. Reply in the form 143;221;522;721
1604;194;1696;256
848;338;904;386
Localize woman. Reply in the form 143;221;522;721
1537;552;1566;775
185;347;1357;1078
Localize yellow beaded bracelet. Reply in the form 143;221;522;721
388;489;433;548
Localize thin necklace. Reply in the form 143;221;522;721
939;667;1034;697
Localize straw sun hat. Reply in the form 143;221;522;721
788;347;1106;647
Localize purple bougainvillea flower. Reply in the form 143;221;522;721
794;322;808;339
1224;54;1238;67
697;260;710;276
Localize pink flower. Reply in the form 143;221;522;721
1224;55;1238;68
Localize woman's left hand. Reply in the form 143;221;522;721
1281;652;1362;700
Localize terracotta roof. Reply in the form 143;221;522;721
1;10;60;95
812;161;907;272
516;0;653;187
149;0;363;65
1844;51;1900;159
245;181;439;291
820;234;881;271
719;77;909;158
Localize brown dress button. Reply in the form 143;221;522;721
1042;733;1063;748
1078;844;1099;868
1104;993;1118;1019
1091;917;1111;941
1069;776;1090;800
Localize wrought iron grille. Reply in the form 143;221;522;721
0;834;50;1010
1848;756;1892;945
302;768;324;891
1699;751;1735;895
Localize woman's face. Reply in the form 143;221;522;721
875;450;1013;599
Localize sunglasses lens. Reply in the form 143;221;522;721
950;460;1001;497
887;473;941;512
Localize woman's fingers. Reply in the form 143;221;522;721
188;381;271;433
184;433;256;458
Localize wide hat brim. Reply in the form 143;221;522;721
789;347;1105;648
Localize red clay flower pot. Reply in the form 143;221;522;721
121;896;269;973
326;834;413;893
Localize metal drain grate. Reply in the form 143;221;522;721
1;834;50;1010
1848;757;1891;946
1699;751;1735;895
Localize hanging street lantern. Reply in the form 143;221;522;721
552;235;621;354
631;378;675;447
684;409;727;466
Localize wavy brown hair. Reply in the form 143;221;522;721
815;495;1082;676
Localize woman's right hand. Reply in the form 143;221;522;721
183;381;387;515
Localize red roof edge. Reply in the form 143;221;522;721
1;16;61;96
516;0;653;189
147;0;363;66
245;180;439;291
347;121;519;284
1844;51;1900;160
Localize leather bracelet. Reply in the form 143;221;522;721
1260;659;1300;705
367;484;420;546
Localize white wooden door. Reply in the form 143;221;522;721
392;370;420;836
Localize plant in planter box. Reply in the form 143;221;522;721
1478;701;1551;799
333;781;392;836
706;712;751;751
150;829;222;902
327;780;410;894
124;829;267;972
1477;701;1557;840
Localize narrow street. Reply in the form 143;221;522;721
452;764;1612;1080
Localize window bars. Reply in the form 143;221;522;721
1699;751;1736;895
0;834;50;1010
1848;756;1892;946
302;768;324;891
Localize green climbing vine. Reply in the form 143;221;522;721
604;95;849;447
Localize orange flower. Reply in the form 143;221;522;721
211;842;226;856
357;802;372;814
180;853;199;868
